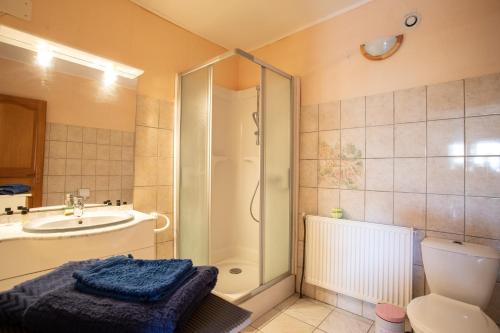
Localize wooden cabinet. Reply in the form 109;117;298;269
0;94;46;207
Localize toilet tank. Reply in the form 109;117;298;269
422;238;499;309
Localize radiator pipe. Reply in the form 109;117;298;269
299;213;306;298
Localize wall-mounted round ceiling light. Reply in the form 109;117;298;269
403;12;421;28
360;34;404;61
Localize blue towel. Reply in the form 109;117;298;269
72;256;196;302
23;266;218;333
0;184;31;195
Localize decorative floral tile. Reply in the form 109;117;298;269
319;131;341;159
340;159;364;190
318;160;341;188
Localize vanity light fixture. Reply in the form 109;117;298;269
0;25;144;79
360;34;404;61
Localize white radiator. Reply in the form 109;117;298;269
304;216;413;307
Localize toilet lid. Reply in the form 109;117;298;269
407;294;499;333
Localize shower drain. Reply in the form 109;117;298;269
229;268;242;274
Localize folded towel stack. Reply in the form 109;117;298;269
0;184;31;195
73;255;196;302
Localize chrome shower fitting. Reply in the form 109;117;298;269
252;111;259;146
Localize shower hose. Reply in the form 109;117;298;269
250;181;260;223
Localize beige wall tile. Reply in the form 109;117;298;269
135;157;158;186
156;213;174;242
95;190;110;203
82;127;97;143
82;159;96;175
157;186;173;213
48;158;66;176
157;157;173;186
339;190;364;220
109;175;121;190
122;161;134;175
427;80;464;120
427;157;464;195
44;140;49;158
465;73;500;117
121;189;133;203
300;132;318;159
81;175;95;190
47;193;64;206
413;230;425;266
319;101;340;130
49;141;67;158
340;159;364;190
96;144;110;160
394;158;426;193
466;157;500;197
109;160;122;175
426;230;464;242
465;115;500;156
427;119;464;156
66;142;82;159
156;241;174;259
158;129;173;158
365;158;393;191
65;175;81;193
122;132;135;146
318;130;340;159
122;175;134;190
394;192;426;229
366;92;393;126
95;160;110;176
109;146;122;161
109;190;121;203
299;187;317;215
366;125;393;158
341;128;365;159
300;105;318;132
341;96;365;129
427;194;464;234
395;86;426;123
318;188;340;217
136;126;158;157
65;159;81;175
486;283;500;324
109;130;122;146
318;160;340;188
67;126;83;142
42;175;48;193
122;146;134;161
96;129;110;145
300;160;318;187
365;191;393;224
465;196;500;239
159;100;174;130
413;265;425;298
137;95;159;127
82;143;97;159
95;176;109;191
134;186;157;212
395;122;426;157
50;123;67;141
43;158;48;176
47;175;65;193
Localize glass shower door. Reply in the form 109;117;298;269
261;68;292;283
178;67;212;266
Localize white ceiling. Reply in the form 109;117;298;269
131;0;370;50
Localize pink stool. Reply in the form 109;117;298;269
375;303;405;333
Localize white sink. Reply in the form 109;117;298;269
23;211;134;233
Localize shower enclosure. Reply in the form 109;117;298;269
175;49;295;302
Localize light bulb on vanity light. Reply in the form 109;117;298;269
103;63;117;86
36;42;53;68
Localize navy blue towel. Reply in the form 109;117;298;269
73;256;196;302
0;184;31;195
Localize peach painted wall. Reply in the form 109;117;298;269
242;0;500;104
0;0;231;124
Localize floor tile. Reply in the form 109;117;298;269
261;313;315;333
275;293;300;311
252;308;281;329
319;308;373;333
284;297;333;326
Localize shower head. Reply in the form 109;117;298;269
252;111;260;145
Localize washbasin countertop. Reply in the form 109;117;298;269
0;206;154;242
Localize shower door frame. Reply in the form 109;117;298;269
174;48;297;301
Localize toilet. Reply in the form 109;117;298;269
407;238;500;333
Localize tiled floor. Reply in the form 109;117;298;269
241;294;375;333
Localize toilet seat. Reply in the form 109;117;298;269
407;294;499;333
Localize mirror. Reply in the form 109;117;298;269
0;27;142;210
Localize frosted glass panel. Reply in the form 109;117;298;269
262;69;291;283
178;67;210;266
